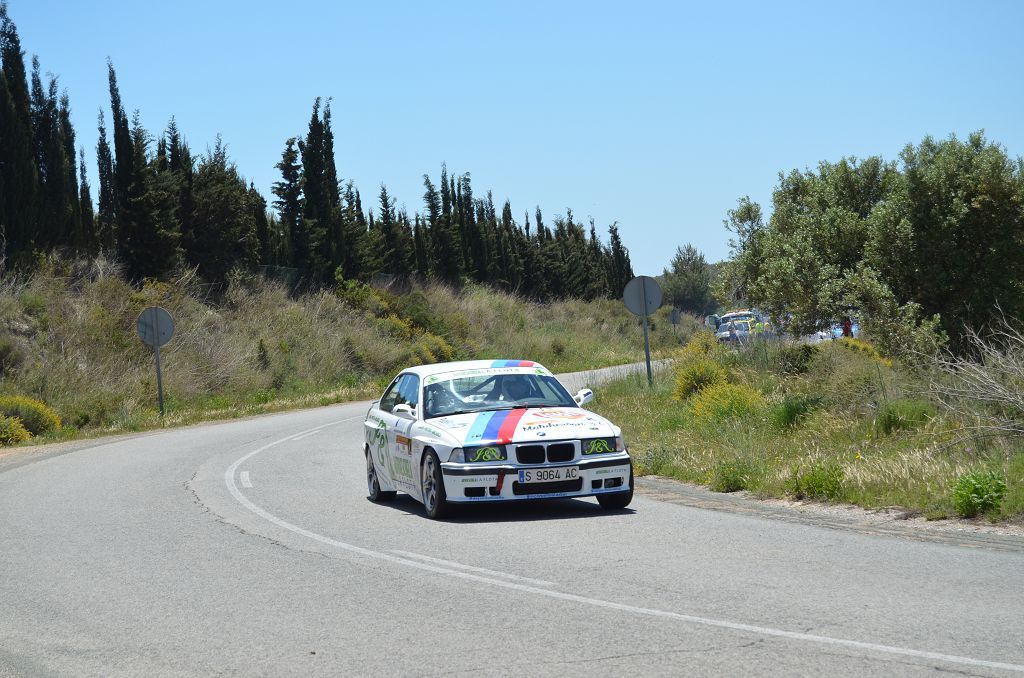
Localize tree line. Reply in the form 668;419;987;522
716;132;1024;355
0;4;633;300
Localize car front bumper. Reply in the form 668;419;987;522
440;453;632;502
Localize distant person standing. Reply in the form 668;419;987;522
842;316;853;338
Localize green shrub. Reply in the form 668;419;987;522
0;395;61;435
876;399;935;435
787;462;844;500
0;414;30;445
775;343;818;375
678;332;721;362
551;338;566;357
376;314;415;340
690;382;765;423
770;393;821;431
0;334;25;375
837;337;892;367
673;358;727;400
710;457;752;493
952;471;1006;518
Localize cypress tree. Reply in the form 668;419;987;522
299;98;330;278
412;214;430;276
78;147;95;250
0;3;36;257
250;182;270;265
58;92;82;247
95;109;115;250
271;138;304;268
166;118;195;268
608;223;633;295
189;138;256;281
107;61;132;225
118;113;181;279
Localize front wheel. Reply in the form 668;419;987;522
597;465;634;510
421;449;449;519
366;448;396;502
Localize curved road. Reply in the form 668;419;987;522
1;365;1023;677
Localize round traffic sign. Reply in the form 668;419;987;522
623;276;662;317
137;306;174;348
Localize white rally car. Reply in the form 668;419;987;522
363;360;633;519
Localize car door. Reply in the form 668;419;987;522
368;375;403;488
374;374;417;491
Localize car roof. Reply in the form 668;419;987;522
399;360;546;379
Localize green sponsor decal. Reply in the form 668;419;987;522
392;457;413;478
467;446;505;462
583;438;614;455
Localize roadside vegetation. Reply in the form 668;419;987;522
0;255;686;446
589;332;1024;522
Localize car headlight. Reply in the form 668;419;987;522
447;448;464;463
463;445;507;462
615;436;625;452
581;437;618;455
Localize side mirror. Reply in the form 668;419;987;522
393;404;417;420
574;388;594;406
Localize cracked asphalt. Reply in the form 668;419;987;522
1;364;1023;677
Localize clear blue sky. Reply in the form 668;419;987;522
10;0;1024;274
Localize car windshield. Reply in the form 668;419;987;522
423;371;577;419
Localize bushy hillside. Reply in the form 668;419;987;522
0;256;691;440
589;333;1024;521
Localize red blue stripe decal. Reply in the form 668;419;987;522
466;408;528;445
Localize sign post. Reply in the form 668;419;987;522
136;307;175;416
622;276;663;387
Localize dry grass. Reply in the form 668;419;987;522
0;255;695;443
588;336;1024;521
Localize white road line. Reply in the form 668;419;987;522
291;425;329;441
224;421;1024;675
391;550;556;587
240;471;252;488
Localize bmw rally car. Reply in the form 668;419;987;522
363;360;633;519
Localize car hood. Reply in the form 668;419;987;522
426;407;617;446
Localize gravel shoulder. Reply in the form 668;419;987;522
638;475;1024;553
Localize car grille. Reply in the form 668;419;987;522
512;478;583;496
516;445;546;464
514;441;578;464
546;443;574;462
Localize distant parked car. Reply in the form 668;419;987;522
363;360;634;519
716;319;751;343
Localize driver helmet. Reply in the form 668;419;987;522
502;374;532;401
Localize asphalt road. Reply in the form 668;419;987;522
1;364;1023;677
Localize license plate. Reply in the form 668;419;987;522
519;466;579;483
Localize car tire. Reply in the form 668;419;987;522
420;449;449;519
597;465;634;510
366;447;396;502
